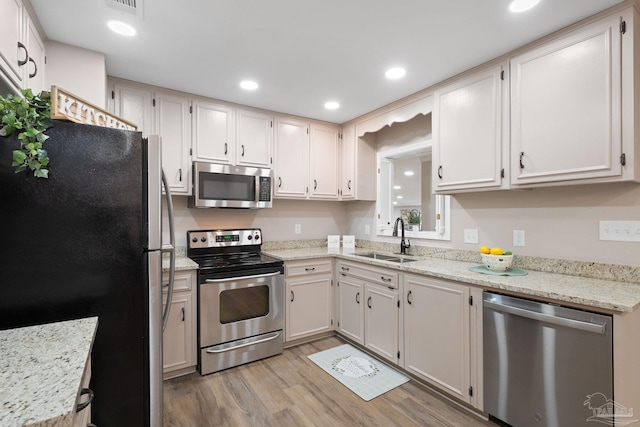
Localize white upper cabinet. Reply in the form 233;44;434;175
309;123;339;199
433;62;508;193
274;117;309;198
340;125;355;199
192;100;234;165
274;118;340;200
111;80;192;194
511;12;628;186
235;109;273;168
24;14;44;94
112;83;154;136
0;0;25;89
155;92;192;194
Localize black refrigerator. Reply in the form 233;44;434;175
0;120;175;426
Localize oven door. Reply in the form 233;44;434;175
199;268;284;349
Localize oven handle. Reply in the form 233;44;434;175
204;271;282;283
205;331;282;354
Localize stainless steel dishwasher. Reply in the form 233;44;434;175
483;292;613;427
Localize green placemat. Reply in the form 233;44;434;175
468;265;528;276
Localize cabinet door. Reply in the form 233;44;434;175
336;276;364;344
286;275;332;341
162;293;194;373
404;274;471;404
511;14;623;185
156;92;192;194
192;100;234;164
236;109;272;168
340;125;355;199
24;15;44;94
113;84;154;136
364;285;399;364
274;118;308;198
309;123;339;199
0;0;24;87
433;63;506;193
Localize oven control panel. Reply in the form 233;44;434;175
187;229;262;249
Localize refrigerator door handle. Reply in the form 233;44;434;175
161;168;176;332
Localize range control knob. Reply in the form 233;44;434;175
192;237;198;243
201;236;206;242
247;235;253;240
254;234;260;241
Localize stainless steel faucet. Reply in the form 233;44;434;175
392;217;411;255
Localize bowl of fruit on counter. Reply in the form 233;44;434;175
479;246;513;272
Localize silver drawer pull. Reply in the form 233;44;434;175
305;267;316;271
381;276;392;282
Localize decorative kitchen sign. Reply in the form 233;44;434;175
50;86;137;130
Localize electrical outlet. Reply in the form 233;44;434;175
513;230;525;247
295;224;301;234
365;224;370;235
463;229;478;244
599;221;640;242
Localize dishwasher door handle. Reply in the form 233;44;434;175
484;300;606;335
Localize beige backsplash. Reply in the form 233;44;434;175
262;239;640;285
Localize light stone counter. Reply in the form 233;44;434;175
162;255;198;272
263;247;640;313
0;317;98;427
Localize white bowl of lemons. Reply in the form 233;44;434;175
479;246;514;271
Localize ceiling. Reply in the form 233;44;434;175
29;0;625;124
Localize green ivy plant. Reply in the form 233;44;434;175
0;89;52;178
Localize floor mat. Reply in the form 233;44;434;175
307;343;409;401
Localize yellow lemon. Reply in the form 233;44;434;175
490;247;504;255
479;246;490;254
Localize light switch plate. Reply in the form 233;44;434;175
295;224;301;234
513;230;525;247
599;221;640;242
463;229;479;244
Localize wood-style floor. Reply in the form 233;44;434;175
163;336;498;427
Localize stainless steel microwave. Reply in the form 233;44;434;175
189;162;273;208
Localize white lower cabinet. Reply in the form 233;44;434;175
403;273;481;407
285;259;333;342
162;270;197;379
336;261;401;365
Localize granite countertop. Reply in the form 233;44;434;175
263;247;640;313
0;317;98;427
162;255;198;272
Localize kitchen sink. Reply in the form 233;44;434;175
355;253;418;263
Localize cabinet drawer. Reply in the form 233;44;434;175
337;261;399;289
162;271;193;293
285;259;332;277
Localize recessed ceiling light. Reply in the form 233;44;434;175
509;0;540;13
385;67;406;80
397;195;404;199
107;20;136;36
240;80;258;90
393;185;401;190
404;170;414;176
324;101;340;110
392;201;398;205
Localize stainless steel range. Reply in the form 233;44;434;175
187;228;284;375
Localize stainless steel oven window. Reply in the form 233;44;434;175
199;173;256;201
219;286;270;323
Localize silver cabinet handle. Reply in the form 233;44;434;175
407;290;412;305
367;296;372;309
224;142;227;155
181;307;185;322
290;290;295;302
356;292;360;304
241;144;245;156
28;57;37;78
347;179;352;190
17;42;28;66
484;300;606;334
341;266;349;271
305;267;316;271
314;179;317;190
381;276;392;282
